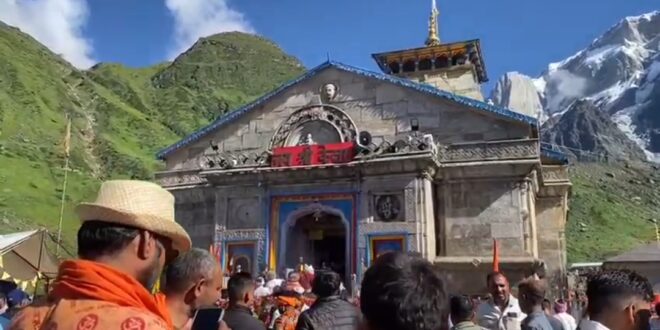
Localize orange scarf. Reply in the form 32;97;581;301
276;296;302;309
50;260;173;329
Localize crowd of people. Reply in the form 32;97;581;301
2;180;659;330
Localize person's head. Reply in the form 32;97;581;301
450;295;475;325
517;277;546;314
74;180;192;290
554;299;568;314
288;272;300;282
266;271;276;282
486;272;510;306
256;277;266;287
542;299;552;315
360;252;448;330
162;248;223;312
312;271;341;298
77;220;174;290
586;269;653;330
228;272;255;307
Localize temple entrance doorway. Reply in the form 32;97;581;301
286;211;347;283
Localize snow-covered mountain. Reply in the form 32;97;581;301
490;11;660;162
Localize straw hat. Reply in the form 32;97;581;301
75;180;192;253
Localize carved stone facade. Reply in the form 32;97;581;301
156;64;571;295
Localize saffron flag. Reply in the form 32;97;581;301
492;239;500;272
63;118;71;158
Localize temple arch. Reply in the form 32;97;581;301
269;105;359;149
279;203;350;281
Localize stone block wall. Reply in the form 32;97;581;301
536;195;568;295
402;65;484;101
164;68;530;171
357;175;426;269
172;188;217;248
436;179;532;258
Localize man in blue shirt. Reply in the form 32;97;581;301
518;278;554;330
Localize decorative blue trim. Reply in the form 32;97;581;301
540;144;569;164
156;60;538;159
222;239;258;275
364;232;412;267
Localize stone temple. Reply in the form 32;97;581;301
155;2;571;295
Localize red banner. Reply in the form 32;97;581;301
271;142;356;167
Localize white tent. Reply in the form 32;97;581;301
0;230;59;291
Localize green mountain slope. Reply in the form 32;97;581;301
0;23;304;254
567;162;660;262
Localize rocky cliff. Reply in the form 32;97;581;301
491;11;660;162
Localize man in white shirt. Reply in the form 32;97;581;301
477;272;526;330
254;277;272;298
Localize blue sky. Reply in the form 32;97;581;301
2;0;657;92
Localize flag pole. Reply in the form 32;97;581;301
56;116;72;256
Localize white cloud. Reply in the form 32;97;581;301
165;0;254;59
0;0;95;68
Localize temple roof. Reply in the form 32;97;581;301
371;39;489;83
157;60;539;160
540;144;569;165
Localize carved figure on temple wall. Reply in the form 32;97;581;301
321;83;338;102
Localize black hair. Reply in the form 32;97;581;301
227;272;254;303
542;299;552;310
0;292;6;303
77;220;140;260
586;269;653;317
312;271;341;298
360;252;448;330
450;295;474;323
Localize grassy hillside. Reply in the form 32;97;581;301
567;162;660;262
0;23;304;255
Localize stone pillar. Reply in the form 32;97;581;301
536;195;568;298
419;175;436;260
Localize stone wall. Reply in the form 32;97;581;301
436;179;532;258
357;174;427;269
536;195;568;295
164;67;530;171
171;188;216;248
401;65;484;101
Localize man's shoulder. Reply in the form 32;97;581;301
10;299;168;330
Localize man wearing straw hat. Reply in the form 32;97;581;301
10;180;192;330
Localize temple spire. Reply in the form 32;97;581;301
425;0;441;46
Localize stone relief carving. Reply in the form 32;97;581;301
269;105;358;149
288;121;341;146
156;171;206;188
541;166;570;183
437;139;538;163
374;194;403;222
320;83;338;103
227;197;261;229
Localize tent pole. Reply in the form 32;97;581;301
56;157;69;256
34;230;45;297
56;116;71;257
